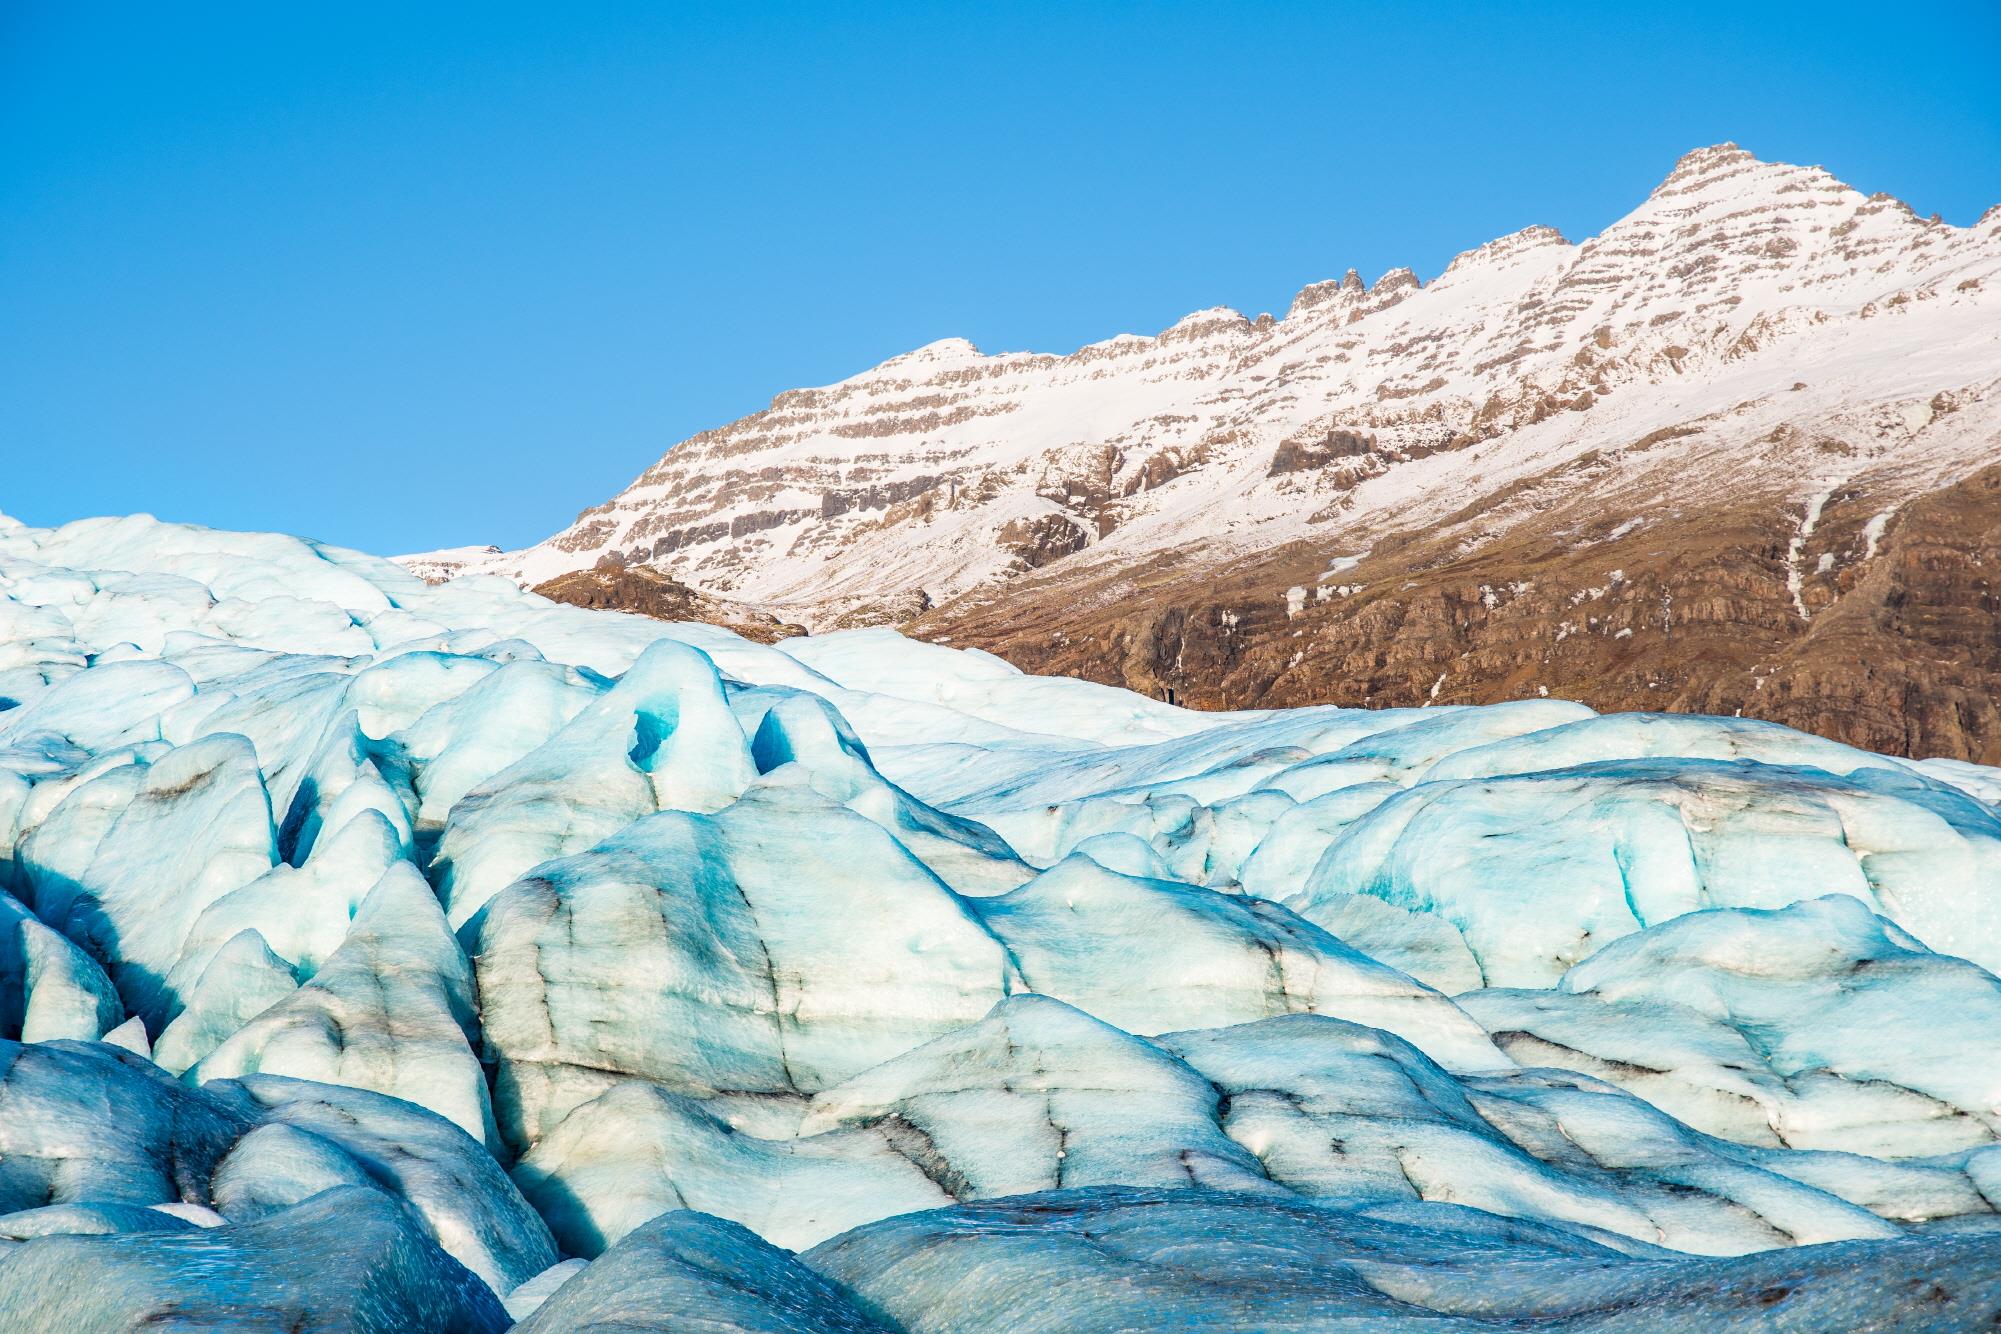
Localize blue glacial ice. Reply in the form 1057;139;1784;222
2;511;2001;1328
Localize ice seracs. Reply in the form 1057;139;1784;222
801;1188;2001;1334
1461;894;2001;1157
0;1185;512;1333
2;511;2001;1325
510;1210;887;1332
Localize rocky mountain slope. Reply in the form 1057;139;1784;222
405;144;2001;761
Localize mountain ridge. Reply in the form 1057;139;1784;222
399;142;2001;760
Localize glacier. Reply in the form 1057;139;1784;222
2;511;2001;1330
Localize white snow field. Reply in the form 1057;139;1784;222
4;512;2001;1330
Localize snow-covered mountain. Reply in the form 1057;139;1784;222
402;143;2001;760
8;513;2001;1325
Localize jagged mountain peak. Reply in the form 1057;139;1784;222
1285;268;1367;319
1369;266;1421;295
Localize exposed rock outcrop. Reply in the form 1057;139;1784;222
532;564;804;644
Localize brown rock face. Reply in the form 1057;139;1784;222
1753;465;2001;760
1268;430;1375;477
521;419;2001;765
532;564;804;644
910;463;2001;765
997;512;1092;570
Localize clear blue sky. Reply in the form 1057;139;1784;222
4;3;1997;556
